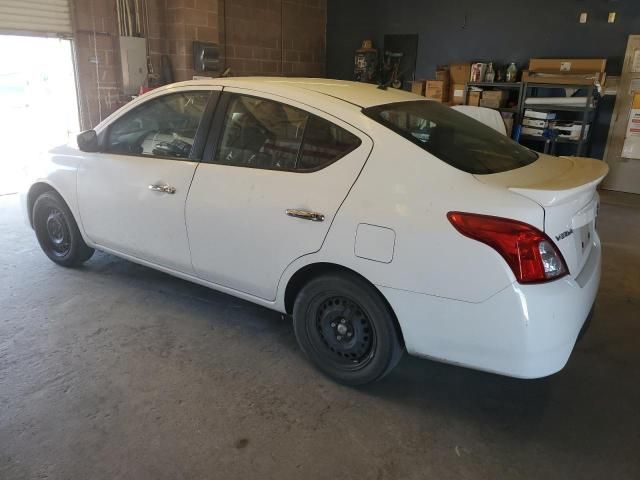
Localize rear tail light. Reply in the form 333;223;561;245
447;212;568;283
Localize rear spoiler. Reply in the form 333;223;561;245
509;157;608;207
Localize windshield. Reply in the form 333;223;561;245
363;101;538;174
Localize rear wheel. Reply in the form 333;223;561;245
293;272;403;385
33;191;94;267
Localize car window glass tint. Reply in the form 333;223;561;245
106;91;210;159
298;115;361;170
215;95;307;170
363;101;538;175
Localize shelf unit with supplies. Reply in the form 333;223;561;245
462;82;525;138
515;82;599;156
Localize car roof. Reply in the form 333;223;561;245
164;77;423;108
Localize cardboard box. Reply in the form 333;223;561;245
436;67;450;83
426;80;448;102
450;63;472;84
451;83;465;105
435;68;450;102
524;58;606;86
448;64;471;103
522;70;605;86
467;90;481;106
529;58;606;74
501;112;514;137
411;80;425;95
482;90;509;101
479;98;507;109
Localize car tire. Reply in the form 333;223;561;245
33;191;94;267
293;272;403;386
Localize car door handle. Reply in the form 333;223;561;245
148;184;176;194
286;209;325;222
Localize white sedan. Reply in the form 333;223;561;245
23;78;608;385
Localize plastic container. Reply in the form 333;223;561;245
506;62;518;82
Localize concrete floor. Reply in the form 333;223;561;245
1;190;639;480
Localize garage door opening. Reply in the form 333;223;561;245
0;35;79;196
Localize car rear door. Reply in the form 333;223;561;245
185;89;372;300
77;87;220;273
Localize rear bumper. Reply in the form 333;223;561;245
380;236;601;379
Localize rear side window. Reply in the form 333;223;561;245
363;101;538;174
213;94;361;172
216;95;305;170
106;91;210;159
298;115;361;171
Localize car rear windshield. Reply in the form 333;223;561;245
362;100;538;174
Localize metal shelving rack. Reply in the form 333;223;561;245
462;82;524;138
517;82;599;157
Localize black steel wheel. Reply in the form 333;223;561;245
43;207;72;257
33;191;94;267
312;296;376;369
293;272;403;385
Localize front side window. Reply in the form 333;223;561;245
363;100;538;175
106;91;210;159
214;94;361;171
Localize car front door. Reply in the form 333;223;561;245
185;89;372;300
77;87;219;273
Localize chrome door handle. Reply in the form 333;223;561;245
286;209;325;222
148;184;176;194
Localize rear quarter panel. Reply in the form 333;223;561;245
278;120;545;305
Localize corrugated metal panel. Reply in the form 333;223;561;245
0;0;72;35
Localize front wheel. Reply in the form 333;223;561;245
33;191;94;267
293;272;403;386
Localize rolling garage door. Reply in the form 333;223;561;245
0;0;72;36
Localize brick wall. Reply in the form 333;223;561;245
222;0;283;75
72;0;325;129
221;0;326;77
72;0;168;129
164;0;220;82
282;0;326;76
146;0;170;83
73;0;124;129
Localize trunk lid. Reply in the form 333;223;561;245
474;154;609;278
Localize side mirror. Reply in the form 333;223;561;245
77;130;99;152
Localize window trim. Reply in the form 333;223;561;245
100;89;219;162
201;91;362;173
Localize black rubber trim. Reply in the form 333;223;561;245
202;89;232;164
189;90;220;161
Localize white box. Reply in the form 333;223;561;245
552;123;590;140
521;126;546;137
524;109;557;120
522;118;547;128
119;36;148;95
623;93;640;159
